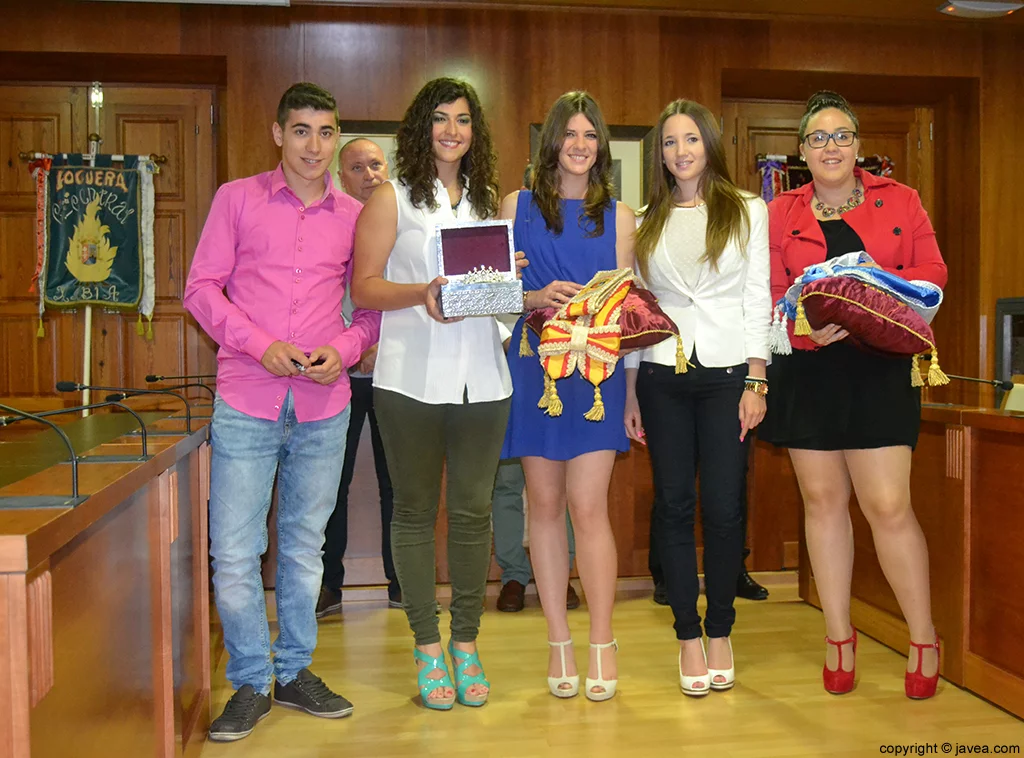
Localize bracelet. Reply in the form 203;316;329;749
745;376;766;383
744;380;768;397
522;290;531;312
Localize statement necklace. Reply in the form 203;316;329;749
814;184;863;218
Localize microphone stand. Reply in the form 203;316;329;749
0;403;88;509
105;390;192;433
0;401;150;460
58;382;193;435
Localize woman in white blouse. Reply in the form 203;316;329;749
352;77;511;711
623;99;771;696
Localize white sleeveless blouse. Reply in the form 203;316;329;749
372;178;513;404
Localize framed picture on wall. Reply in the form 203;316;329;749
332;120;402;192
528;123;655;210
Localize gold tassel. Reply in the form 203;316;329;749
136;313;144;336
519;322;534;357
583;385;605;421
927;348;950;387
537;373;552;409
545;381;563;417
36;317;44;339
794;300;812;336
675;336;688;374
910;353;924;387
145;317;154;340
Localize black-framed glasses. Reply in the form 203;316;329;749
803;130;858;149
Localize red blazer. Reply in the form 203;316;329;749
768;168;948;351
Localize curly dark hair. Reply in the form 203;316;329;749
394;77;499;218
532;91;615;237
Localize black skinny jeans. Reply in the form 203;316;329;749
636;358;748;640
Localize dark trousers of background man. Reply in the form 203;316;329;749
321;377;397;594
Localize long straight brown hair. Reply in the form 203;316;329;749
532;91;615;237
635;100;751;281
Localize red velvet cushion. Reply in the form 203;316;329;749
525;286;678;349
800;277;934;356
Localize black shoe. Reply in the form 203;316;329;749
387;580;403;608
315;586;343;619
273;668;353;719
208;685;271;742
653;581;669;606
736;570;769;601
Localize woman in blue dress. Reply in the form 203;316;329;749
500;91;635;702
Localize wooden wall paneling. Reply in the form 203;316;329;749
764;19;984;80
980;30;1024;395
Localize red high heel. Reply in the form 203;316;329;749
905;636;940;699
823;629;857;694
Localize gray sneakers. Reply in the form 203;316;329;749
208;685;271;742
273;668;354;719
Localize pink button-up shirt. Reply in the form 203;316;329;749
184;165;381;422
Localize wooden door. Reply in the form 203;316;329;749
98;87;216;402
0;86;86;399
0;83;216;409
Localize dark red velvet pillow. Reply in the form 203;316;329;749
798;277;935;357
525;286;679;349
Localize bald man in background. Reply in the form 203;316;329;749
317;138;398;617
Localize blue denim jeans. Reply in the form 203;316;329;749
209;392;349;693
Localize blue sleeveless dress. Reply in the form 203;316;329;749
501;191;630;460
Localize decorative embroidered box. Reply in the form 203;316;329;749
434;219;522;318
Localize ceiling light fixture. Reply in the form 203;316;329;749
938;1;1024;18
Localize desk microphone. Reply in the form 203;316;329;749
0;400;150;458
145;373;215;382
941;374;1014;392
0;403;84;500
150;381;215;401
56;382;192;433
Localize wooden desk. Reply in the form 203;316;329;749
0;415;211;758
795;404;1024;717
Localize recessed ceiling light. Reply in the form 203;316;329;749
938;1;1024;18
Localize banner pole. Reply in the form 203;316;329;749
81;119;101;417
79;84;105;417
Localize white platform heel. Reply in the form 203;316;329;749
547;640;579;698
707;637;735;691
679;639;711;697
585;640;618;702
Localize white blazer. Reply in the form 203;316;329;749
634;195;771;368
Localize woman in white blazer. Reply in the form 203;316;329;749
624;99;771;696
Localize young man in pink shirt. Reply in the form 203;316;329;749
184;82;380;742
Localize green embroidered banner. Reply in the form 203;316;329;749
44;155;142;308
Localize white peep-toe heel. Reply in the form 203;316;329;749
547;639;580;698
585;640;618;702
679;639;711;697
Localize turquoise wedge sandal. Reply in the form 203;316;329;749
414;647;455;710
448;641;490;707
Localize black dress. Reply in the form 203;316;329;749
759;219;922;451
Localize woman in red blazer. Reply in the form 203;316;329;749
760;91;947;699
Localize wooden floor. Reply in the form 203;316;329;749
202;577;1024;757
